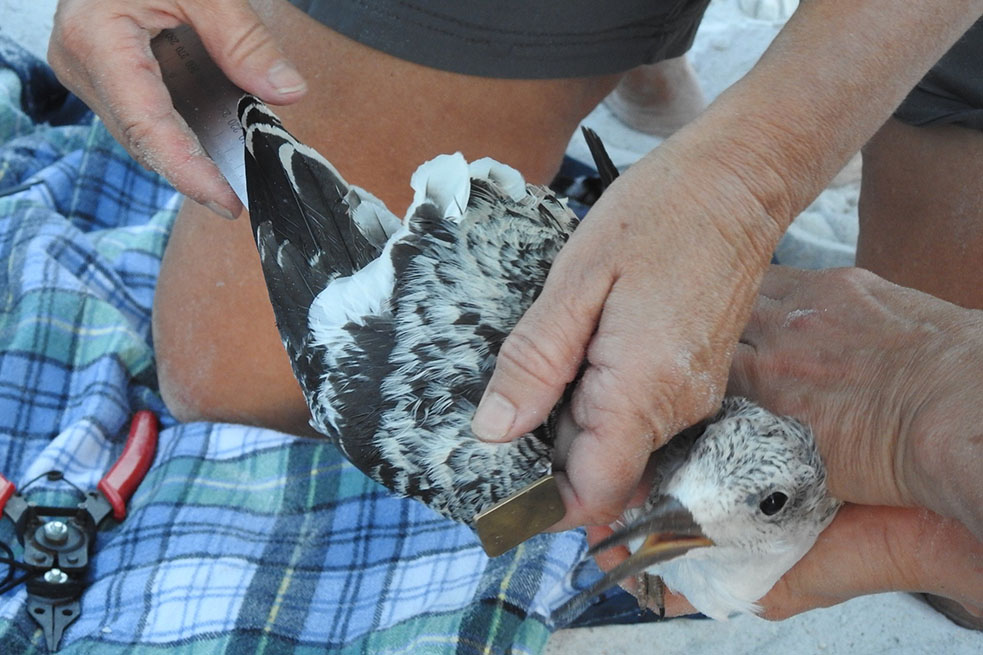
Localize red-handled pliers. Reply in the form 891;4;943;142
0;410;158;652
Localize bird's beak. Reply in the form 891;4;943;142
589;495;713;577
552;496;713;624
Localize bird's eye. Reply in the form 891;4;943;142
759;492;788;516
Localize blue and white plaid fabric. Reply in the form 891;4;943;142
0;38;600;654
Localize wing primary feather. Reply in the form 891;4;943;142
238;95;383;278
580;126;619;189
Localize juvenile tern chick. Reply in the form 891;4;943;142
558;397;841;621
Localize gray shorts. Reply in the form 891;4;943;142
894;15;983;131
290;1;982;132
287;0;711;78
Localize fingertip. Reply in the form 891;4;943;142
471;391;516;442
472;369;562;443
214;181;244;220
184;2;305;103
265;60;307;102
204;200;239;221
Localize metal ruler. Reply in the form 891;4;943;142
150;25;248;207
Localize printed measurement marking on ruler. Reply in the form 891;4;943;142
151;25;248;206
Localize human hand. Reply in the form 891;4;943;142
588;503;983;620
756;504;983;620
471;135;785;530
583;266;983;620
48;0;307;218
730;266;983;539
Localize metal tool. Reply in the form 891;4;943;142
150;25;248;206
0;410;159;652
474;474;565;557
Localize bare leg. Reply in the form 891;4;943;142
603;56;706;137
857;118;983;309
152;0;620;434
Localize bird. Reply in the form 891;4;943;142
238;95;576;527
238;98;841;606
556;395;842;622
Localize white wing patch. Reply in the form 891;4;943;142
469;157;527;201
307;221;411;337
346;186;402;246
306;223;409;437
405;153;528;222
303;150;529;441
408;153;471;221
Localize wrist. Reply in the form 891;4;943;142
902;308;983;539
639;125;789;271
904;507;983;608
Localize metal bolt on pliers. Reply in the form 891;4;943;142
0;410;159;652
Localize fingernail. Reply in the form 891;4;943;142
205;201;237;220
267;60;307;96
471;392;516;442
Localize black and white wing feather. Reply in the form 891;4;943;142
239;96;579;525
241;100;400;349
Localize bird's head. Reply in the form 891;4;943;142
575;397;841;620
657;397;840;555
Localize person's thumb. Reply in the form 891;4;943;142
471;257;607;442
185;0;307;103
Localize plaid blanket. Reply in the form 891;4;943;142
0;39;595;654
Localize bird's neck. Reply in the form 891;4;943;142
657;543;801;620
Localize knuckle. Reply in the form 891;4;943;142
495;329;575;390
583;505;625;527
829;266;878;295
840;266;877;284
571;359;722;448
649;372;721;437
120;118;179;178
118;108;199;178
48;20;94;80
570;365;642;434
121;119;155;157
645;383;692;440
225;20;276;66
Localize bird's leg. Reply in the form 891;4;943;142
634;573;666;618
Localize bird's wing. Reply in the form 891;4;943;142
240;96;399;274
239;95;402;351
240;98;579;527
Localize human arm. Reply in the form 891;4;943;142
473;0;983;530
47;0;307;218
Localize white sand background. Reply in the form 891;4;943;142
2;0;979;653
